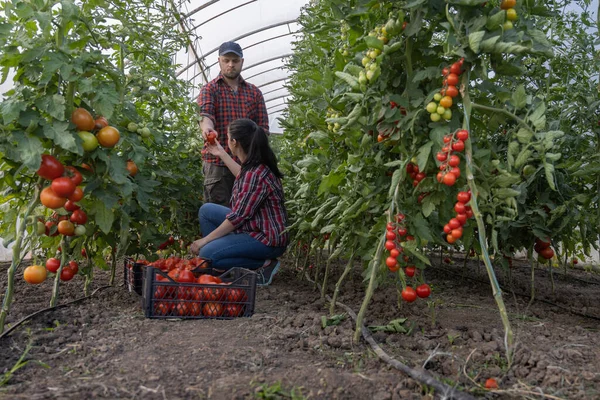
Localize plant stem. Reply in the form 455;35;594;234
471;102;532;133
330;251;355;316
50;236;68;307
353;233;385;343
462;72;514;362
0;180;42;334
109;246;117;286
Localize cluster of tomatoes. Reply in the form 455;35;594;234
383;214;431;302
425;58;464;122
442;190;474;244
37;154;87;236
22;252;82;285
501;0;518;30
435;129;469;187
72;108;138;176
534;237;554;263
405;162;427;188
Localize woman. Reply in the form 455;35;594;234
189;118;288;286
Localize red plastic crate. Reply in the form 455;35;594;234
141;266;257;319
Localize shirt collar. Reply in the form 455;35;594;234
216;72;246;85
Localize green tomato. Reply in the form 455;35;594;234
366;69;375;81
362;57;370;67
74;225;86;236
433;93;442;101
127;122;139;132
36;221;46;235
77;131;99;152
426;102;438;113
140;127;151;138
503;20;514;30
522;164;536;177
436;106;446;115
506;8;518;21
430;113;441;122
443;109;452;120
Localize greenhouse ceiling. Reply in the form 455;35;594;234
172;0;309;134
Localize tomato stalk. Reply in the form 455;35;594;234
83;247;93;296
461;72;514;362
321;237;339;300
0;179;42;334
50;236;69;307
330;248;356;316
354;183;401;343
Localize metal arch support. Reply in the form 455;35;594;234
182;0;220;19
258;77;288;89
267;101;287;111
268;105;288;114
176;20;297;77
189;0;257;30
245;65;285;81
187;53;293;84
262;86;288;96
265;94;289;103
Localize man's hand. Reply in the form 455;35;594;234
202;127;217;142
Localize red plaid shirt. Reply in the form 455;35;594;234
226;164;289;247
197;73;269;166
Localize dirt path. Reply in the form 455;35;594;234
1;256;599;399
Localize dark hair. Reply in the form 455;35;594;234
228;118;283;178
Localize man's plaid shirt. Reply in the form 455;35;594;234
197;73;269;166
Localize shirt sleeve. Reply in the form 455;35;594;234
255;90;270;133
226;170;270;228
197;85;216;124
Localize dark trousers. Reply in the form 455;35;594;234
202;163;236;206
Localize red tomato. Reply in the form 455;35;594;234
46;258;60;273
68;187;84;202
442;172;456;186
225;288;247;303
96;126;120;147
71;107;95;131
64;200;80;212
94;116;109;130
224;304;244;317
51;177;76;197
68;260;79;275
448;155;460;167
45;221;58;236
465;206;474;219
385;231;396;240
405;266;416;277
484;378;498;389
401;287;417;302
385;240;396;251
390;248;400;258
60;267;75;281
37;154;64;180
451;227;463;239
456;129;469;141
455;213;467;225
70;209;88;225
539;247;554;259
452;140;465;152
446;73;459;86
443;224;452;234
450;61;463;75
203;302;224;317
446;234;457;244
444;85;459;98
40;187;67;209
202;287;225;301
65;166;83;186
457;191;471;204
416;284;431;298
154;301;174;316
207;131;217;144
197;274;222;284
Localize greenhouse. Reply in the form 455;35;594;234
1;0;599;398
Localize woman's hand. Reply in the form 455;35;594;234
206;140;226;158
189;238;208;255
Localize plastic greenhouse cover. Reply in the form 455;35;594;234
174;0;309;134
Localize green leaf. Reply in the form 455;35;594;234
485;11;505;30
90;201;115;234
383;41;403;55
421;197;436;218
493;188;520;199
14;133;44;170
92;87;119;119
468;31;486;53
543;160;556;191
0;99;27;124
334;71;360;90
389;168;402;198
514;148;532;169
318;171;345;195
403;0;427;8
511;85;527;110
528;102;546;130
35;94;66;120
448;0;487;5
416;141;433;172
42;121;81;154
412;67;440;83
364;36;384;51
516;127;533;144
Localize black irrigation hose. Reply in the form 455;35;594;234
436;265;600;322
306;273;477;400
0;285;111;341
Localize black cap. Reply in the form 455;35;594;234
218;41;243;58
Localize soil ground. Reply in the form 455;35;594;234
0;253;599;400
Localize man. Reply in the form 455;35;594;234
197;41;269;206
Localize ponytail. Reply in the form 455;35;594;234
228;118;283;178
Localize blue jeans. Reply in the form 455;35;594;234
197;203;286;270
